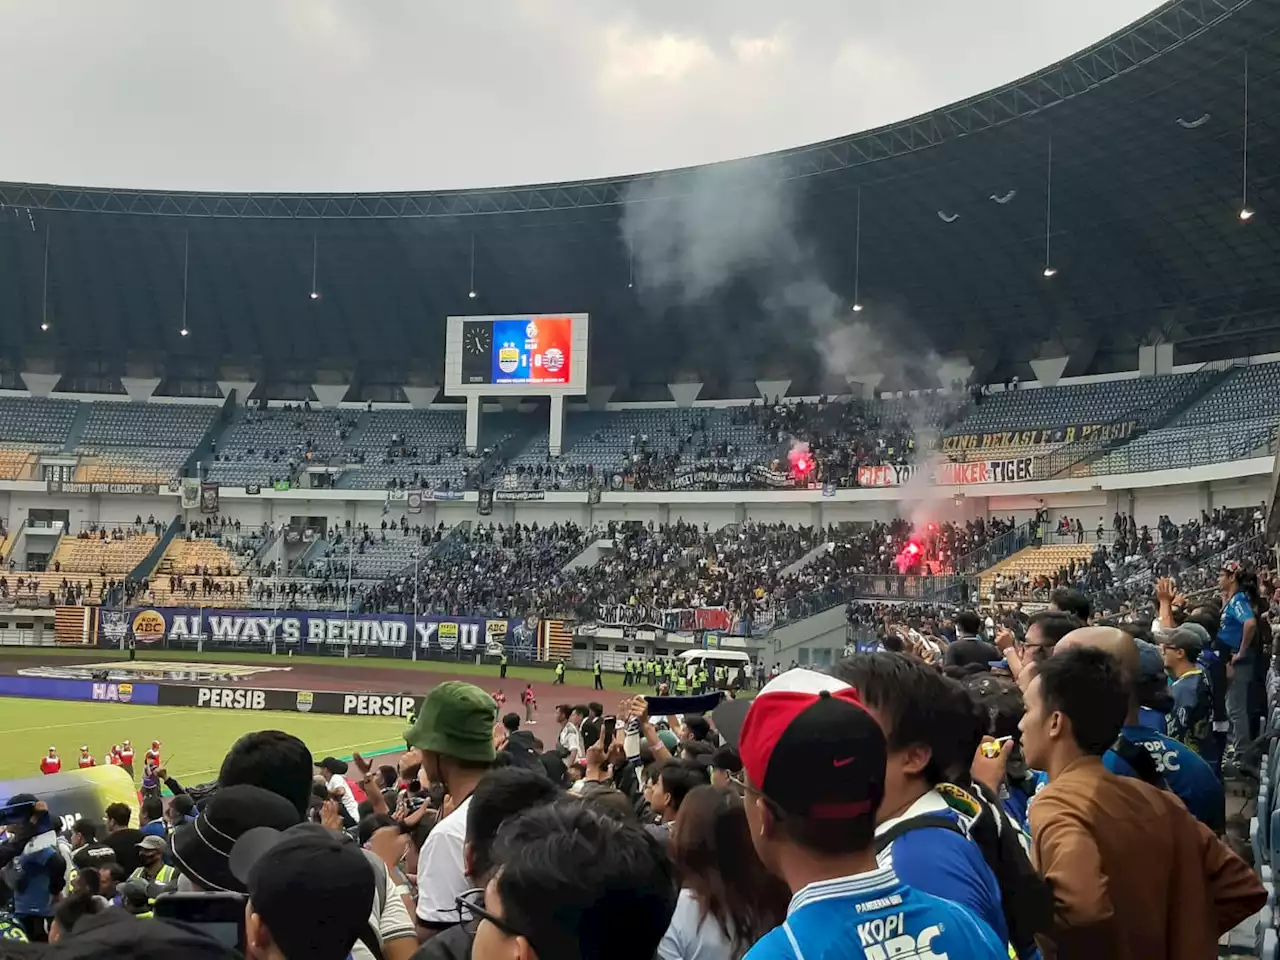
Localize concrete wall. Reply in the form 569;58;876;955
0;472;1271;540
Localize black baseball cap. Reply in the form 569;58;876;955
713;668;886;821
172;784;303;893
229;824;376;960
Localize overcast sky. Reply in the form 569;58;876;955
0;0;1160;193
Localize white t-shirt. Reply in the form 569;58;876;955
352;855;416;960
657;887;735;960
415;795;472;924
558;722;582;763
327;773;360;821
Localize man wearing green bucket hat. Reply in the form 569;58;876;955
403;681;497;941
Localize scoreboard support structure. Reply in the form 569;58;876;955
465;392;565;456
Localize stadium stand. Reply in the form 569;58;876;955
75;447;193;484
78;401;217;450
498;407;782;491
339;409;505;491
0;396;78;449
0;448;36;481
205;407;358;487
49;529;158;575
947;370;1216;435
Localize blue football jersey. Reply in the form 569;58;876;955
745;865;1008;960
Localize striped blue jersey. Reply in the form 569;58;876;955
745;865;1007;960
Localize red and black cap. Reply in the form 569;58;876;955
712;668;885;821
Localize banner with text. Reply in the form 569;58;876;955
596;604;739;634
940;420;1137;453
857;464;917;488
935;458;1035;485
156;684;421;717
95;607;538;658
47;480;162;496
857;459;1036;486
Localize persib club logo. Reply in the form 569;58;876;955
497;343;520;374
296;691;314;713
117;683;133;704
543;347;564;373
131;610;166;643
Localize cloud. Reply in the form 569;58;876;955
0;0;1161;191
600;26;715;87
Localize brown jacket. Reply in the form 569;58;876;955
1029;756;1263;959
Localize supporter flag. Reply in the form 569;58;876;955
477;489;494;516
200;482;220;514
180;478;200;510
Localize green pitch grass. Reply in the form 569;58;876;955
0;646;597;686
0;697;409;785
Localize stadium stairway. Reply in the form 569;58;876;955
544;619;573;661
768;605;849;667
59;403;94;454
563;535;614;572
0;524;16;567
978;542;1099;599
781;541;834;578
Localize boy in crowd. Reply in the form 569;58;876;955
713;669;1006;959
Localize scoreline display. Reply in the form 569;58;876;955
445;314;589;395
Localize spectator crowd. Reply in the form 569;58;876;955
0;567;1270;958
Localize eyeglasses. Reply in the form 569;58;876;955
455;887;539;950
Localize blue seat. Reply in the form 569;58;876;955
1268;808;1280;872
1262;927;1277;960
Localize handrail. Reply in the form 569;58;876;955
129;515;183;581
951;519;1042;574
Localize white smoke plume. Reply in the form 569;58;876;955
618;157;941;390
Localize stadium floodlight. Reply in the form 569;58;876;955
179;327;189;337
468;289;477;299
1239;206;1255;221
1042;266;1058;278
310;290;321;300
852;303;864;313
39;322;49;332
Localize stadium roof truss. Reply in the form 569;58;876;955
0;0;1277;390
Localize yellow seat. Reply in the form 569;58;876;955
50;533;158;576
979;542;1099;598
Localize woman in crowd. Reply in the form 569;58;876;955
658;784;789;960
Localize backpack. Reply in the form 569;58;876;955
874;783;1052;960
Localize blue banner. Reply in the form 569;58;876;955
0;676;159;705
96;607;538;658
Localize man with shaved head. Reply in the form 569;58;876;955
1056;626;1224;834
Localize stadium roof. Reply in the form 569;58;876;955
1;0;1278;398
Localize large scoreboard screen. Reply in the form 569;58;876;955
446;313;588;395
461;315;572;385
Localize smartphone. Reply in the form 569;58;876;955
602;716;617;747
153;892;247;950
